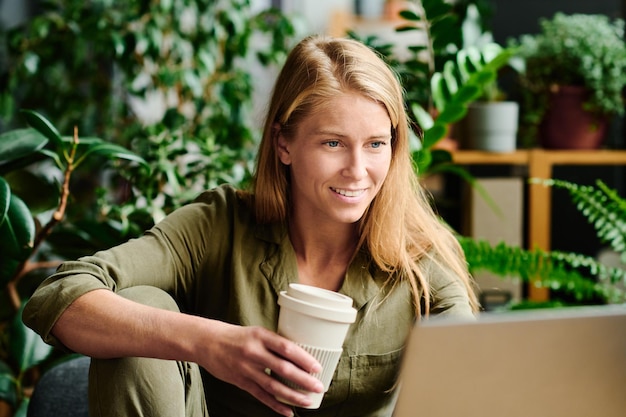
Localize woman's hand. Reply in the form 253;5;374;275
198;322;324;417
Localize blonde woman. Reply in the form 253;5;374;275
24;35;478;417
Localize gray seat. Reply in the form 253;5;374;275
28;356;90;417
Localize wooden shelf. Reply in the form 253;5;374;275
452;149;626;165
451;148;626;301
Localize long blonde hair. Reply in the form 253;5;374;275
252;35;478;315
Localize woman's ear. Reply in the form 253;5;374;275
275;123;291;165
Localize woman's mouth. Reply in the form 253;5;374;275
331;187;365;197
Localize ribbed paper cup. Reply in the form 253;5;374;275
276;284;357;408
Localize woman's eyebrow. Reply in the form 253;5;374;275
312;129;391;139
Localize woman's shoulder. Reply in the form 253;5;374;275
155;184;255;233
185;184;254;217
192;184;251;206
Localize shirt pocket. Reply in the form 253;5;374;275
347;348;404;416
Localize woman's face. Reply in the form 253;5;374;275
277;91;392;228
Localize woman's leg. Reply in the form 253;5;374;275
87;286;208;417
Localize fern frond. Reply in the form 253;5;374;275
458;236;626;303
533;178;626;262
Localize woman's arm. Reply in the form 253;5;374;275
53;288;324;416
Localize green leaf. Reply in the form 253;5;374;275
473;70;496;85
430;72;448;112
0;360;17;405
0;128;48;165
14;398;29;417
160;0;172;11
456;50;471;83
111;32;125;56
3;170;59;215
436;104;467;124
413;148;433;175
0;177;9;228
198;48;216;73
429;149;453;165
58;136;149;171
10;304;53;373
396;25;420;33
410;103;434;130
19;110;64;150
399;10;420;21
464;46;483;71
422;124;447;149
481;42;503;64
431;15;458;47
78;142;149;171
183;70;203;98
0;192;35;261
442;60;459;96
38;149;63;170
453;84;482;105
423;0;452;21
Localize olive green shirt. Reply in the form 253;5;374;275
24;184;474;417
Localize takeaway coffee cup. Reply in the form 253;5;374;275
276;283;357;408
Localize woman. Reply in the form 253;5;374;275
24;35;478;417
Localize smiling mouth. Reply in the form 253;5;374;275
331;188;365;197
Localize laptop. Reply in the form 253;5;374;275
393;305;626;417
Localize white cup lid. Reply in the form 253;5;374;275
287;284;353;308
278;284;357;323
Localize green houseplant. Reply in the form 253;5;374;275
1;0;298;227
460;178;626;308
511;13;626;149
0;111;147;416
461;4;521;153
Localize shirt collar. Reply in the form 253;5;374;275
256;222;386;311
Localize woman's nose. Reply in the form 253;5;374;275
342;149;368;180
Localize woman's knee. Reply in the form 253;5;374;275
88;287;207;416
89;357;189;416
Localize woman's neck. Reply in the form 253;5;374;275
287;217;359;291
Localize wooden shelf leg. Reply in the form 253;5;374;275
527;150;552;302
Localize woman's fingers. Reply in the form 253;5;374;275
200;323;324;414
247;370;315;416
263;336;324;394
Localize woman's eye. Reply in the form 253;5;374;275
325;140;340;148
371;141;387;149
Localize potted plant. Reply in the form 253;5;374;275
511;13;626;149
450;2;520;153
464;47;521;153
465;86;519;153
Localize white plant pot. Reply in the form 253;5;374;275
466;101;519;152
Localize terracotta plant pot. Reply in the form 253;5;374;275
539;85;608;149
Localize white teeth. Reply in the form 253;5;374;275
333;188;364;197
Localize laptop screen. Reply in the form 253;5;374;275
393;305;626;417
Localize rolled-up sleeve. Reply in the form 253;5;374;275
425;255;476;318
23;185;236;349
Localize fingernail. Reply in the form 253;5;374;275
280;406;294;417
311;363;322;373
315;381;324;392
